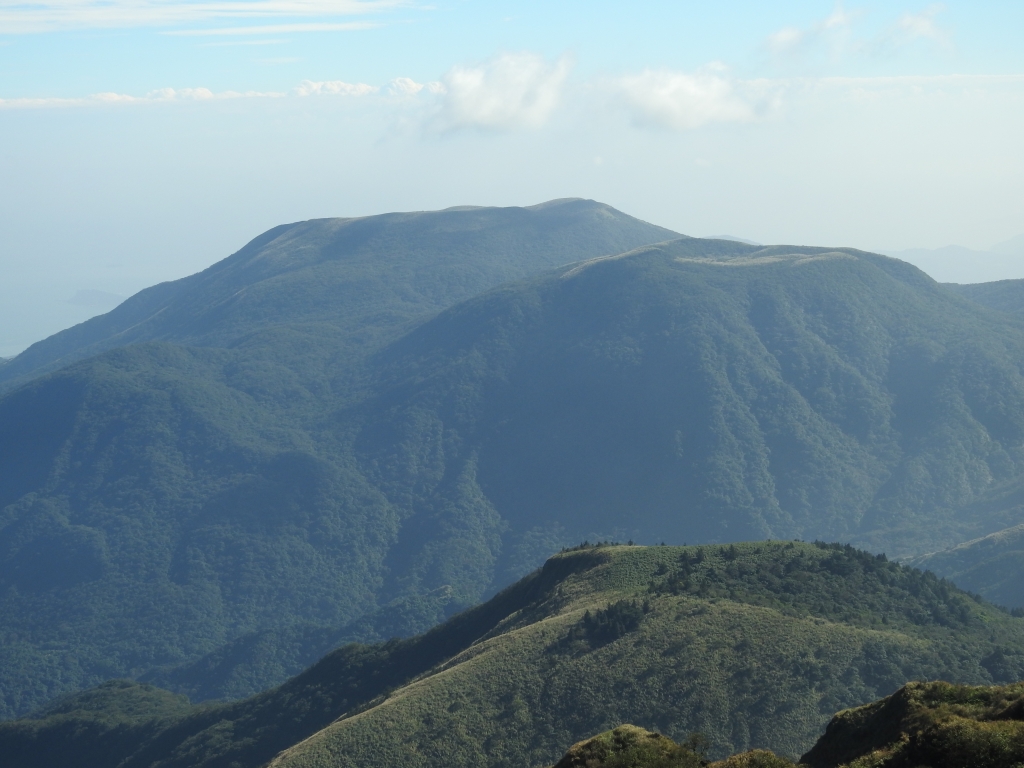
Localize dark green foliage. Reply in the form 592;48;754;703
551;725;707;768
550;725;797;768
354;240;1024;565
0;681;190;768
556;598;651;650
652;542;985;634
0;546;606;768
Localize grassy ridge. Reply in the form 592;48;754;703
268;543;1024;767
5;542;1016;768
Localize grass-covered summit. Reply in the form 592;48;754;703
4;542;1023;768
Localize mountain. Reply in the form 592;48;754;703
346;240;1024;563
945;279;1024;316
8;225;1024;719
0;199;679;394
993;234;1024;256
703;235;762;245
907;524;1024;610
0;200;680;719
2;543;1023;768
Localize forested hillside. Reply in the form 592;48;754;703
0;201;679;718
5;203;1024;720
2;543;1023;768
346;241;1024;570
946;279;1024;316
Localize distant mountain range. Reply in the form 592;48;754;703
883;233;1024;284
3;199;1024;723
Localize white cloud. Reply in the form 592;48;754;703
199;38;289;45
165;21;378;36
768;3;952;61
767;2;856;55
894;5;949;45
610;67;777;130
0;87;284;109
294;79;377;96
435;52;572;131
385;77;444;97
387;77;423;96
767;27;805;54
0;0;405;34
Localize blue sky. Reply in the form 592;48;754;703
2;1;1024;355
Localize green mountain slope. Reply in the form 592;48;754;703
0;201;680;718
348;240;1024;579
0;199;679;394
946;279;1024;316
908;524;1024;610
3;543;1024;768
7;227;1024;719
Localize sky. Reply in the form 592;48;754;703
1;1;1024;357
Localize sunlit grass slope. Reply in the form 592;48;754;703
257;542;1024;768
4;542;1024;767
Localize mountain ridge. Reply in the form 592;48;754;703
3;542;1024;768
5;202;1024;722
0;199;680;394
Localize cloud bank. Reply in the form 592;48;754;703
0;0;404;34
294;80;377;96
0;87;285;108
